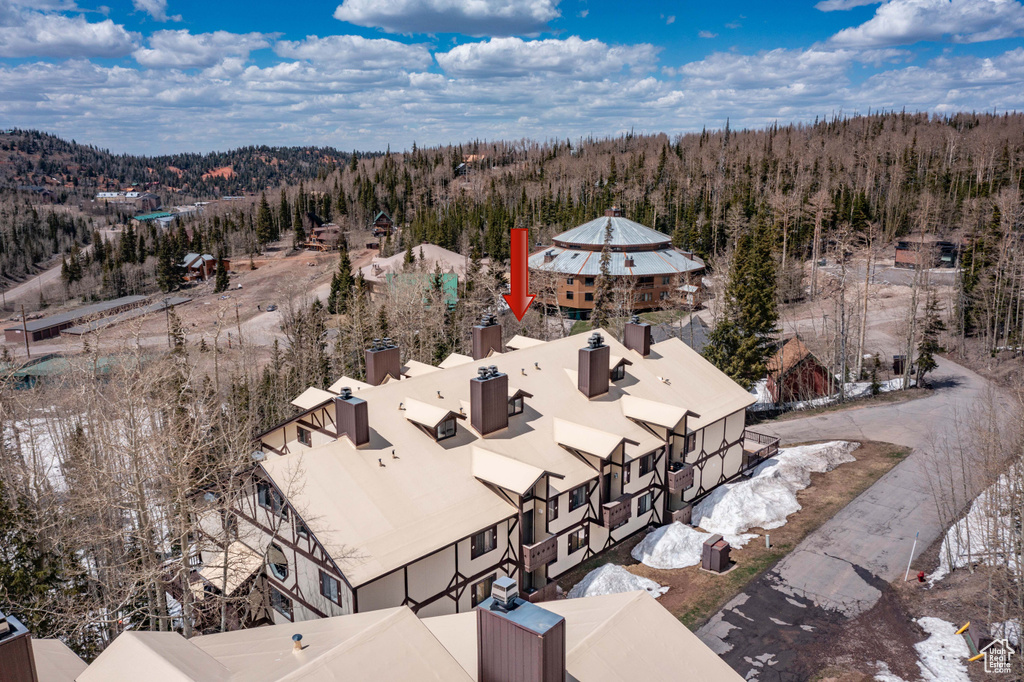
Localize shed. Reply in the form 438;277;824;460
766;337;832;404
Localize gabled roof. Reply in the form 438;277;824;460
404;398;465;430
439;352;475;369
472;446;547;496
620;395;694;431
290;387;335;411
768;337;826;378
79;631;231;682
328;376;371;393
553;418;625;460
32;639;87;682
505;334;545;351
402;360;441;378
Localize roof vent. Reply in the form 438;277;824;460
292;633;303;653
587;332;604;349
339;386;352;400
490;576;519;611
624;256;635;268
543;249;555;264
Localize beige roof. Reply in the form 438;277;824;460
82;607;472;682
505;334;544;350
32;639;87;682
290;387;335;411
472;446;546;495
402;359;440;378
191;541;264;597
79;631;231;682
328;376;372;393
260;330;751;586
424;591;744;682
404;398;464;430
620;395;691;431
358;243;477;284
553;418;624;460
438;352;475;369
641;337;756;429
608;354;632;370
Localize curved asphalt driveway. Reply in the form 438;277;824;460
697;355;1000;679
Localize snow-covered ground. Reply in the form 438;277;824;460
928;466;1022;584
749;378;914;412
631;522;710;569
873;617;970;682
566;564;668;599
690;441;859;547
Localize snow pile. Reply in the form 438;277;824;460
872;661;907;682
913;617;970;681
692;441;859;546
991;620;1021;648
631;522;710;569
928;467;1022;584
567;564;668;599
749;378;914;411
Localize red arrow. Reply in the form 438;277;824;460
503;227;536;321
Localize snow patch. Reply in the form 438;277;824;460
873;661;907;682
567;564;668;599
913;617;970;681
631;522;709;569
692;441;859;546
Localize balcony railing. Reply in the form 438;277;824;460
669;504;692;525
524;580;559;604
667;461;694;493
741;429;780;470
602;494;632;529
522;535;558;573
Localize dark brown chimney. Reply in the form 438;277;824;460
365;337;400;386
0;611;39;682
471;366;509;437
604;206;622;217
476;578;566;682
334;387;369;447
578;332;610;398
623;314;651;357
472;314;503;360
543;249;555;264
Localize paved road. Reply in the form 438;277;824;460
697;354;1000;679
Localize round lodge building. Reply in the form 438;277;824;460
528;208;705;317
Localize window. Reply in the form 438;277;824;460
624;462;631;484
660;291;670;300
471;526;498;559
319;570;341;604
297;426;312;447
569;485;587;511
584;292;594;302
270;587;292;619
684;433;697;453
565;291;574;300
296;521;309;539
268;544;288;580
568;528;586;554
638;292;653;302
471;574;496;607
639;453;655;476
566;277;574;285
585;277;595;286
436;418;457;441
257;481;288;520
638;277;654;286
611;363;625;381
547;496;559;522
638;491;653;515
661;276;671;285
508;396;524;416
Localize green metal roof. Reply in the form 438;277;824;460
134;211;174;221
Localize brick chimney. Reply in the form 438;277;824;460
476;578;566;682
471;366;509;437
365;337;400;386
335;387;369;447
623;314;651;357
0;611;39;682
578;332;610;398
604;207;622;217
472;314;503;360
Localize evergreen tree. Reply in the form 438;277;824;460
326;249;353;315
404;238;414;265
292;197;304;245
256;192;274;245
213;253;230;293
591;219;614;329
156;238;179;292
278;188;290;232
119;225;137;264
704;216;778;387
916;292;946;385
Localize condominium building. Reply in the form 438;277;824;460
192;317;776;626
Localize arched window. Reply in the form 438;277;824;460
268;544;288;580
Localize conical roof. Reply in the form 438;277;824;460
553;216;670;250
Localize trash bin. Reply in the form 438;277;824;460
702;534;731;573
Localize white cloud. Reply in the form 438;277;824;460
133;30;273;69
815;0;881;10
274;35;433;70
132;0;181;22
333;0;561;36
829;0;1024;47
698;30;717;38
434;36;658;78
0;3;138;58
578;9;588;18
666;15;675;24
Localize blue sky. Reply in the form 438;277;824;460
2;0;1024;154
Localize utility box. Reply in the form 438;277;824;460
892;354;906;375
702;534;731;573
